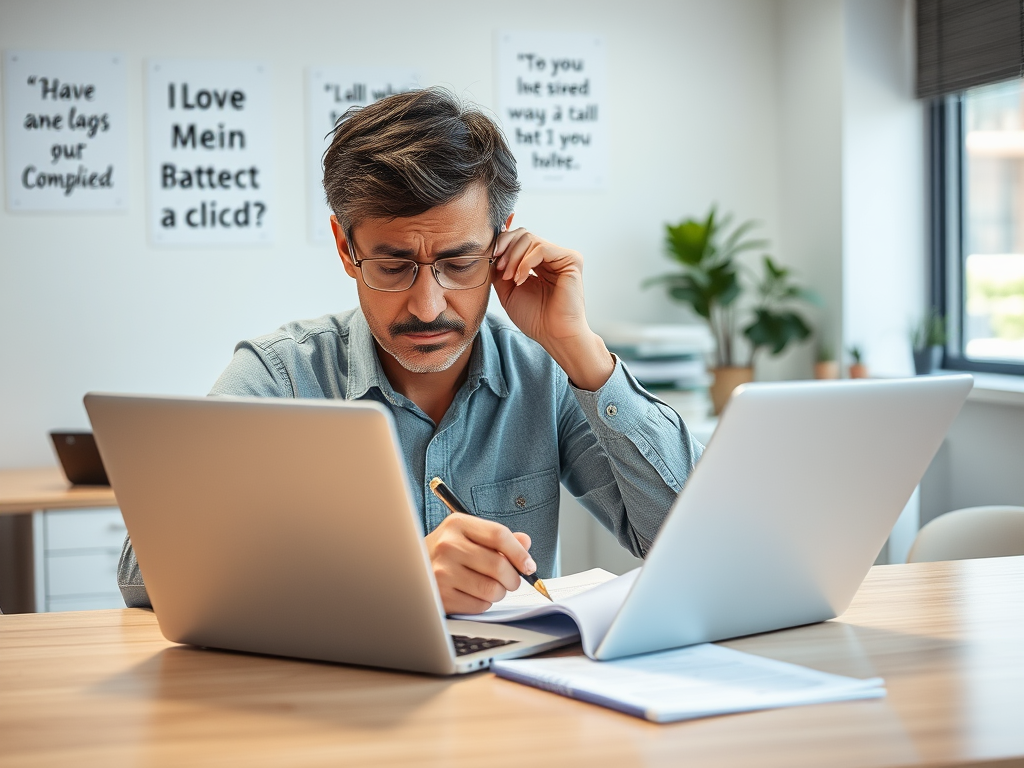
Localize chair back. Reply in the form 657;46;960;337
907;506;1024;563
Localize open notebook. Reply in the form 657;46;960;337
452;568;633;658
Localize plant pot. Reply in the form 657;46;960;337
814;361;840;380
710;366;754;415
913;345;943;375
848;363;869;379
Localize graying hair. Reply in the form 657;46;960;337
323;87;520;233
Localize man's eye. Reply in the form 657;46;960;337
374;261;415;275
442;259;480;273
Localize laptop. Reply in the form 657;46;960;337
588;373;974;659
83;393;577;675
49;431;110;486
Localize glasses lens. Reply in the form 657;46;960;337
435;258;491;289
362;259;417;291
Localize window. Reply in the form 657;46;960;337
932;80;1024;376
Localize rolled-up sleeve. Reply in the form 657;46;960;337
559;357;703;557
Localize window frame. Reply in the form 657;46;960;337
930;91;1024;377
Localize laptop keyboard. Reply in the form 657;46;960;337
451;634;517;656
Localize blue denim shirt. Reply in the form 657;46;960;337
118;309;702;608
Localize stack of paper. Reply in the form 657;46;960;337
493;643;884;723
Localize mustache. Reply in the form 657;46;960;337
389;315;466;337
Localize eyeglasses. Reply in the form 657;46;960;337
348;228;500;292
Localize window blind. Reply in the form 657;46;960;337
917;0;1024;98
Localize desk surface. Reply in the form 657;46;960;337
2;557;1023;768
0;466;117;515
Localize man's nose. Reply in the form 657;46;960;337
405;265;447;321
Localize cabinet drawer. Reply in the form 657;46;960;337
44;508;126;551
46;550;121;597
47;594;125;612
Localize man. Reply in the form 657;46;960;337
119;87;703;614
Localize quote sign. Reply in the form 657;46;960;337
306;68;419;244
3;51;127;211
496;32;607;191
146;60;275;245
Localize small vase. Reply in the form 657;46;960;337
912;345;943;375
710;366;754;415
814;361;839;380
849;363;869;379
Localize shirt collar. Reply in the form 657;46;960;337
471;316;510;399
346;310;509;401
345;309;396;402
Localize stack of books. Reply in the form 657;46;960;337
601;324;713;420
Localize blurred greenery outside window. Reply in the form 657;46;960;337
961;80;1024;368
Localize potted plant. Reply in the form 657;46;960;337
848;346;868;379
814;342;840;379
743;255;815;370
644;206;814;413
911;309;946;375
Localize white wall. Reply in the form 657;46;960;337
921;398;1024;525
771;0;845;380
0;0;782;467
842;0;925;377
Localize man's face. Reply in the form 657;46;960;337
333;184;499;375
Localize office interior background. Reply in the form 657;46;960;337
2;0;1024;604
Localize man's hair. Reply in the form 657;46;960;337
322;87;520;233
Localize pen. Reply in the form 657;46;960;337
429;476;553;601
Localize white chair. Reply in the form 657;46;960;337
907;506;1024;563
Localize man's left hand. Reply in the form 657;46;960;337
492;228;614;391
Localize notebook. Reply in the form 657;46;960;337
493;643;886;723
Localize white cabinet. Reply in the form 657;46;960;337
32;508;127;612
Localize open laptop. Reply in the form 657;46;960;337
84;393;577;675
588;373;973;659
49;431;109;486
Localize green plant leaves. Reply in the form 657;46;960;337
665;219;713;267
743;309;812;355
645;205;816;365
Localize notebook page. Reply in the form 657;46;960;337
493;643;885;723
453;568;641;658
489;568;619;612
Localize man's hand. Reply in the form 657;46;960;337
492;228;614;391
424;512;535;615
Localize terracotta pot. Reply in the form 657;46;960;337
849;363;869;379
814;361;840;380
710;366;754;415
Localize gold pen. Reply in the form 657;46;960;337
429;476;553;601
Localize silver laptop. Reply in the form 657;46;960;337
84;393;577;675
591;374;974;659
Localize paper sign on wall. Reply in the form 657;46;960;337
496;32;607;191
306;68;419;244
146;60;275;245
3;51;128;211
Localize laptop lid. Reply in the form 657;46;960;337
594;374;973;660
49;431;109;486
85;393;572;675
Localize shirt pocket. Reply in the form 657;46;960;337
470;468;559;518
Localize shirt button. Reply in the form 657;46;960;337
515;496;527;509
605;404;618;417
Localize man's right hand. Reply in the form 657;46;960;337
424;512;536;615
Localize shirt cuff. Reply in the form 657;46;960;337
569;354;658;436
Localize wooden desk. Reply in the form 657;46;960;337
2;557;1022;768
0;467;118;613
0;467;116;515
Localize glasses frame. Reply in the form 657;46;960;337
347;227;501;292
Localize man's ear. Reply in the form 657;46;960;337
503;212;515;232
331;215;358;279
